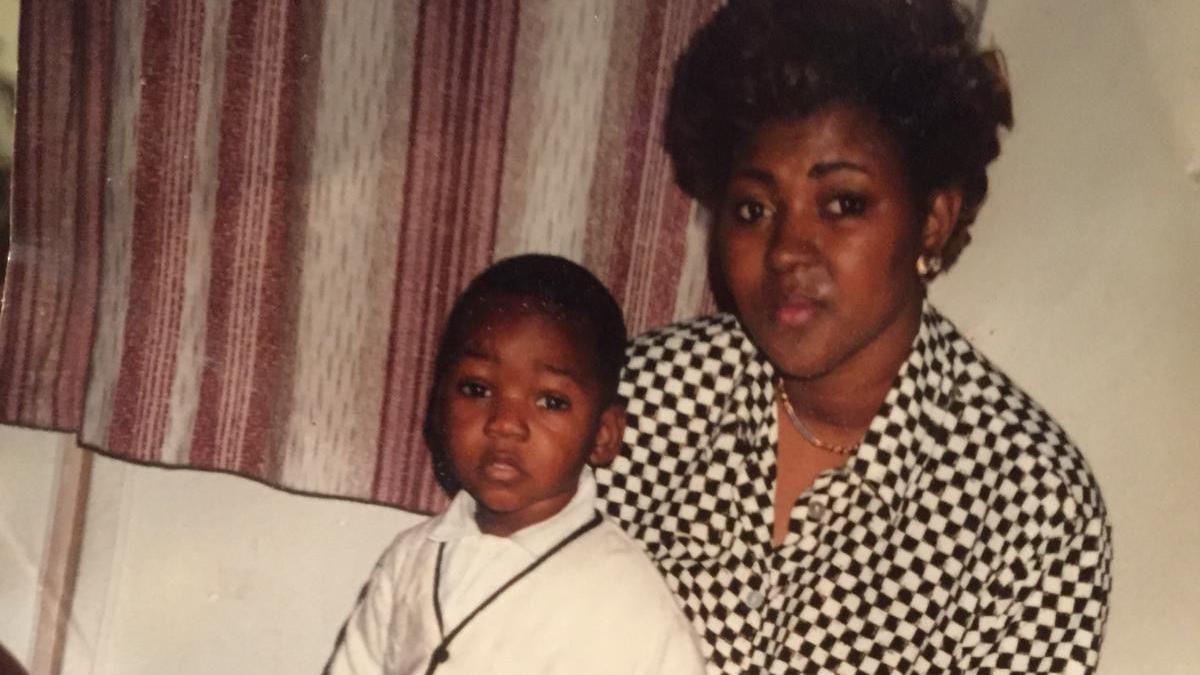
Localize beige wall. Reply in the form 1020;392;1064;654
1;0;1198;673
938;1;1200;672
0;428;63;665
938;1;1200;669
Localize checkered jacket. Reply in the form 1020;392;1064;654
595;303;1112;674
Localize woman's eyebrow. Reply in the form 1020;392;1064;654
808;160;870;178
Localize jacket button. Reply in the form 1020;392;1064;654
745;590;765;609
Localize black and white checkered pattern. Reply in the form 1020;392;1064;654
595;303;1112;674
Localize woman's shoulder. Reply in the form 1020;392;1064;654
627;312;748;353
928;308;1108;521
623;313;762;381
619;312;769;413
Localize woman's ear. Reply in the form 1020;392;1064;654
922;187;964;253
587;405;626;468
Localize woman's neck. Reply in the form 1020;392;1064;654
781;299;922;432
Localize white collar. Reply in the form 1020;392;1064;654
428;467;599;557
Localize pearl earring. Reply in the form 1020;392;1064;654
917;253;942;279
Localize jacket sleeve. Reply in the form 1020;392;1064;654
622;551;710;674
643;620;710;675
323;543;403;675
957;492;1112;674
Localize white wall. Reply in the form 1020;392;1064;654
934;1;1200;673
0;427;63;666
1;0;1198;673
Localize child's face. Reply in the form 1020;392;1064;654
440;298;623;537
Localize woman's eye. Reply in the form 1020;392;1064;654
732;200;768;224
536;394;571;412
457;380;490;398
825;193;869;217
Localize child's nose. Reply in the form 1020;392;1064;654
484;397;529;439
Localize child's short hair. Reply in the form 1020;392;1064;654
425;254;628;490
438;254;627;397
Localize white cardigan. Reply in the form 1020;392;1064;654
326;472;706;675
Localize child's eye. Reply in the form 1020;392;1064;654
456;380;490;398
731;199;770;225
823;193;870;218
536;393;571;412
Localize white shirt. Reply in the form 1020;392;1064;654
428;468;604;628
325;468;706;675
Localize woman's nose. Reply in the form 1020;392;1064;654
766;212;822;272
484;396;529;439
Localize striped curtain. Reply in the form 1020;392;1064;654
0;0;720;513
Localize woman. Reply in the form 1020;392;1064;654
594;1;1112;673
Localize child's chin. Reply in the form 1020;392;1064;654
474;490;526;515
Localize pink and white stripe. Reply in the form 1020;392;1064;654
0;0;721;514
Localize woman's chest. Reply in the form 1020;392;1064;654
638;426;996;653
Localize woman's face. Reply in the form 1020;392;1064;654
715;103;939;381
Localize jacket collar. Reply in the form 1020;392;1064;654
745;300;964;523
428;467;599;556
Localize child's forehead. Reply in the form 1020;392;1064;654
459;293;588;335
452;300;600;382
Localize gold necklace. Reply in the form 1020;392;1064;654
775;379;860;455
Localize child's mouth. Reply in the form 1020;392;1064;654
481;454;523;481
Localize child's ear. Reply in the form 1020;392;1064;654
587;404;626;468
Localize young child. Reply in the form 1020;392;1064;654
324;254;705;675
